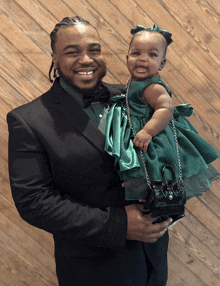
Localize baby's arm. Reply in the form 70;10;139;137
133;83;174;152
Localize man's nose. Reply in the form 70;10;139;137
79;53;93;64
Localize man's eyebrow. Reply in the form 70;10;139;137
89;43;101;48
63;45;78;51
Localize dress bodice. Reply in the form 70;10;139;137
127;77;172;118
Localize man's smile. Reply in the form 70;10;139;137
74;69;96;80
76;71;94;75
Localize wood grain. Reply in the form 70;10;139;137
0;0;220;285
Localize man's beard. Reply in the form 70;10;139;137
56;65;106;94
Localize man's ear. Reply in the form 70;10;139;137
51;52;58;69
159;58;166;71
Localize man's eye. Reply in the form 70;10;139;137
66;51;78;55
90;49;101;54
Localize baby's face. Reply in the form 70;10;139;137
127;32;166;81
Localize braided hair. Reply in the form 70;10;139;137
49;16;97;82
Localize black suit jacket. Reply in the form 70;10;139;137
7;78;168;284
7;78;128;255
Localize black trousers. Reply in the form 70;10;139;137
55;241;148;286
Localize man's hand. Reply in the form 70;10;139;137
125;204;172;243
133;129;152;153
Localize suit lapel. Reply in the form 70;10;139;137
50;80;106;153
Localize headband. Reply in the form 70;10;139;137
130;24;173;46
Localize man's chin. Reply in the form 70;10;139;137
70;80;100;91
59;76;91;90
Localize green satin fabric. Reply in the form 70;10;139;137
105;78;219;199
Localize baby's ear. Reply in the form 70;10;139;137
159;58;166;71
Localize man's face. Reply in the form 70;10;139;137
52;24;106;90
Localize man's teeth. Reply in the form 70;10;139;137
77;71;93;75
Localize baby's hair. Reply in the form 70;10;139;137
128;30;168;57
49;16;98;82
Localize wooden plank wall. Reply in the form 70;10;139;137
0;0;220;285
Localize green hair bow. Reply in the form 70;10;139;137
130;24;173;46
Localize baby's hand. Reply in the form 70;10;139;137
133;129;152;152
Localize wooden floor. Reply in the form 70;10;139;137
1;0;220;285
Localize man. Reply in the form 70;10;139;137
7;16;171;286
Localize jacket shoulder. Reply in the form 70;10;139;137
7;81;61;118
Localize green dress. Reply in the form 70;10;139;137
105;77;219;200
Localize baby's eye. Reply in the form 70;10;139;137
149;53;157;57
132;51;140;56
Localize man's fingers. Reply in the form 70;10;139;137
125;204;172;243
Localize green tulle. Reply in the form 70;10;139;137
105;77;219;200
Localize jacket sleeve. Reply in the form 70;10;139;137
7;110;127;249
